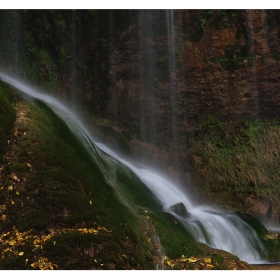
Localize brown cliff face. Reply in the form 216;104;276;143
104;10;280;157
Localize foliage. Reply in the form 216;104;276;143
194;116;280;223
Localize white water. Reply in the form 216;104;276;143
0;71;266;263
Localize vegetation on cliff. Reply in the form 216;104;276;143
194;116;280;224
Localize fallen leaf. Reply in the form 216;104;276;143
264;234;278;240
89;200;92;205
0;214;6;221
27;163;32;168
187;257;198;263
16;191;19;195
12;175;18;181
8;240;15;246
18;252;24;256
0;204;6;210
204;258;212;263
10;200;14;205
206;264;214;269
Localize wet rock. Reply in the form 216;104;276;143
170;202;190;218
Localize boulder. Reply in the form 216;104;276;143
170;202;190;218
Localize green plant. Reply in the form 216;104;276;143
199;18;206;30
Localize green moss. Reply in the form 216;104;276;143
0;80;16;162
150;212;203;259
261;238;280;262
0;97;155;269
194;116;280;221
236;212;268;237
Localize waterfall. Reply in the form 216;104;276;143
0;71;266;264
166;10;179;168
138;10;157;147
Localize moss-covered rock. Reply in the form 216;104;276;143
0;80;16;161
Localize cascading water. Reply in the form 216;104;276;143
0;71;267;264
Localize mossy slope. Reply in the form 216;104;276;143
0;81;16;160
0;88;156;269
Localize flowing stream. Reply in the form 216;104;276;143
0;71;267;264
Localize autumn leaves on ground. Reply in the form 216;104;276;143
0;80;279;270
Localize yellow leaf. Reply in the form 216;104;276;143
8;240;15;246
0;214;6;221
18;252;24;256
12;175;18;181
206;264;214;269
187;257;198;263
204;258;212;263
53;241;56;245
10;200;14;205
89;200;92;205
16;191;19;195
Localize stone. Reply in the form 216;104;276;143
170;202;190;218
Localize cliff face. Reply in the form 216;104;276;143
1;10;280;221
104;10;280;220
